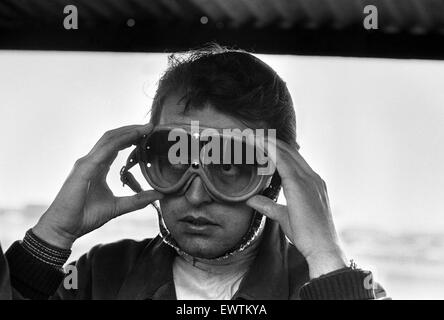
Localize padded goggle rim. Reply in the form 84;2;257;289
138;125;274;202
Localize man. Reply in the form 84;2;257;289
3;46;386;300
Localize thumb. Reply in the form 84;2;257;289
114;190;164;217
246;195;286;223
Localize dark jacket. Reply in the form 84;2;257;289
3;219;384;300
0;245;12;300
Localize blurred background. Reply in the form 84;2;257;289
0;51;443;299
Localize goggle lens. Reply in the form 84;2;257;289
139;128;273;201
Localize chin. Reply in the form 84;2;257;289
176;235;226;259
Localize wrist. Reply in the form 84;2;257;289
22;228;72;269
32;222;76;250
305;247;348;279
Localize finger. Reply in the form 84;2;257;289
263;138;318;182
99;124;153;159
89;123;153;159
79;124;153;178
277;140;317;176
90;131;145;168
89;129;149;179
246;195;287;223
113;190;164;218
260;138;303;182
95;123;152;143
86;125;142;156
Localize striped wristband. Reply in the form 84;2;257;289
21;229;72;269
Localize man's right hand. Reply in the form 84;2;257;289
32;123;164;249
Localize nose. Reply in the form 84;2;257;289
184;176;213;206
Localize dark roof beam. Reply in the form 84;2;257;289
240;0;280;28
188;0;226;23
297;0;334;29
325;0;363;29
208;0;253;28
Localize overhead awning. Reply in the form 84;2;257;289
1;0;443;59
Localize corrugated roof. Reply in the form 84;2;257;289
1;0;443;58
1;0;443;33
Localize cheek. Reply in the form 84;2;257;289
223;207;251;227
158;197;180;226
216;204;254;237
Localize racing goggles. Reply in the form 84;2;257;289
120;124;276;202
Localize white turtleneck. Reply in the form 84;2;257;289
172;229;263;300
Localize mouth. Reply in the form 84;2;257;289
179;216;219;233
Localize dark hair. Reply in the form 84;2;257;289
149;44;297;146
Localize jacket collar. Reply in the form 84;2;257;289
232;219;290;300
116;235;177;300
117;219;304;300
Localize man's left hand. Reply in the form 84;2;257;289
246;139;348;279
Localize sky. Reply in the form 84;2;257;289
0;50;443;233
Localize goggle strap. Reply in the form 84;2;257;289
262;172;281;202
120;148;142;193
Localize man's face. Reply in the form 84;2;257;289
157;93;255;259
